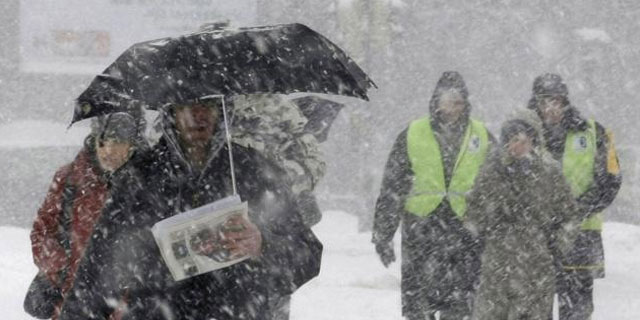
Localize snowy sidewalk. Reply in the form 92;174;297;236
1;211;639;319
290;211;640;320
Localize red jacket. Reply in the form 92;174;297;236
31;146;113;319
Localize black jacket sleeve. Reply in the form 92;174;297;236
258;207;323;295
372;129;412;245
58;202;123;320
575;122;622;216
247;152;323;295
59;169;157;320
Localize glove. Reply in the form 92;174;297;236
375;241;396;268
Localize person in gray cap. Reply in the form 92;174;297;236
28;111;142;320
93;112;140;172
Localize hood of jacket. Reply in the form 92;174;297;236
428;71;472;128
156;100;235;177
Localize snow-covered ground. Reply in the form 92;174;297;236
2;211;639;319
291;212;640;319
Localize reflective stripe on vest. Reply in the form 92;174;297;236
563;119;602;231
405;118;489;218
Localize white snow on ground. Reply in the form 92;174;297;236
0;227;38;320
592;223;640;319
1;211;639;319
293;212;640;320
0;120;89;149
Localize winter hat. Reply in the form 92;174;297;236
500;119;540;148
96;112;138;143
532;73;569;98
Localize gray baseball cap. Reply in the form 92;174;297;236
96;112;138;143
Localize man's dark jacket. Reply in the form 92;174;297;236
58;131;323;320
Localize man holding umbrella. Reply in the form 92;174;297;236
60;97;323;320
60;24;374;320
372;71;494;320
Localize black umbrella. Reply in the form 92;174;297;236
72;23;376;124
291;96;345;143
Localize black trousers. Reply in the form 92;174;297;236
555;270;594;320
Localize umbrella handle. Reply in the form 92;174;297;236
221;97;238;196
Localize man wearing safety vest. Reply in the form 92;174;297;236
527;73;622;320
372;71;495;320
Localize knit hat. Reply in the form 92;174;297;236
500;119;540;148
532;73;569;98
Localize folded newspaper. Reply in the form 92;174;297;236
151;195;250;281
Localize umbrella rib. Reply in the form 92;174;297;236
221;96;238;196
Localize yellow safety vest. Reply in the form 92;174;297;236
563;119;603;231
405;118;489;218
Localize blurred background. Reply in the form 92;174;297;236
1;0;638;228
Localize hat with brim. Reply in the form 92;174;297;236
98;112;137;143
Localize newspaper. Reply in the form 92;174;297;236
151;195;250;281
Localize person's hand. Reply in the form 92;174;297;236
220;215;263;259
375;241;396;268
190;228;223;257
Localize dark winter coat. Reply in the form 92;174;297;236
464;144;582;320
58;118;323;319
528;97;622;278
372;72;495;317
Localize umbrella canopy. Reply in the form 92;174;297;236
291;96;345;143
72;23;375;124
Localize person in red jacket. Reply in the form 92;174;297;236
30;112;140;320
